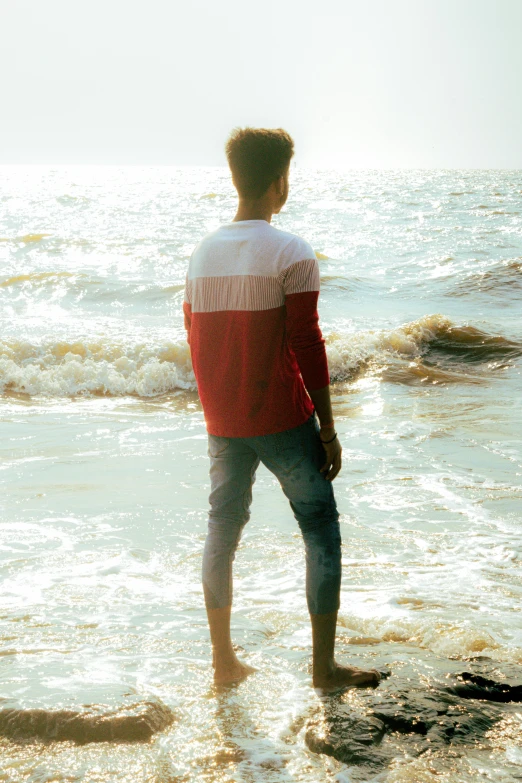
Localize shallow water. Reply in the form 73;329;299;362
0;166;521;781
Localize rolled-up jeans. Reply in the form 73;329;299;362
203;414;341;615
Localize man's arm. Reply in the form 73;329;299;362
283;259;342;481
183;274;192;346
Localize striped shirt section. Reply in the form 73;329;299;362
185;258;320;313
186;274;285;313
278;258;320;296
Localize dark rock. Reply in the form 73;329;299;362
447;671;522;703
304;651;521;774
305;713;388;768
0;685;175;744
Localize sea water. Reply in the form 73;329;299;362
0;166;521;781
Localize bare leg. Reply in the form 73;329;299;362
207;605;257;685
311;610;381;692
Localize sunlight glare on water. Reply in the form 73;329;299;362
0;166;521;781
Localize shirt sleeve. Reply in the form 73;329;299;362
281;257;330;391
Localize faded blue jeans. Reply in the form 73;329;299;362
202;414;341;615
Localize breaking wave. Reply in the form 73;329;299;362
448;259;522;296
0;315;520;397
327;314;522;385
0;340;195;397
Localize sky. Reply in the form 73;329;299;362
1;0;521;168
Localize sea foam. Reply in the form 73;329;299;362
0;339;195;397
0;315;519;397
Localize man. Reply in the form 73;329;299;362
183;127;380;692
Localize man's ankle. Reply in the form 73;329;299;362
313;658;336;678
213;646;238;666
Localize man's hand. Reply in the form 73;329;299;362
319;430;342;481
308;386;341;480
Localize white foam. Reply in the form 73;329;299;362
0;339;195;397
0;314;497;397
337;610;522;662
326;313;454;381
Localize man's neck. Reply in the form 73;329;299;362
233;201;273;223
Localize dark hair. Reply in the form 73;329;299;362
225;127;294;200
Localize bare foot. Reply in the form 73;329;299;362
313;663;381;693
214;659;257;686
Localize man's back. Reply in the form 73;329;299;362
184;219;329;437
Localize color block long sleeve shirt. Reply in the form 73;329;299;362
183;219;329;437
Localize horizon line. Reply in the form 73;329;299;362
0;163;521;172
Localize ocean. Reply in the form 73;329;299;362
0;165;521;781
